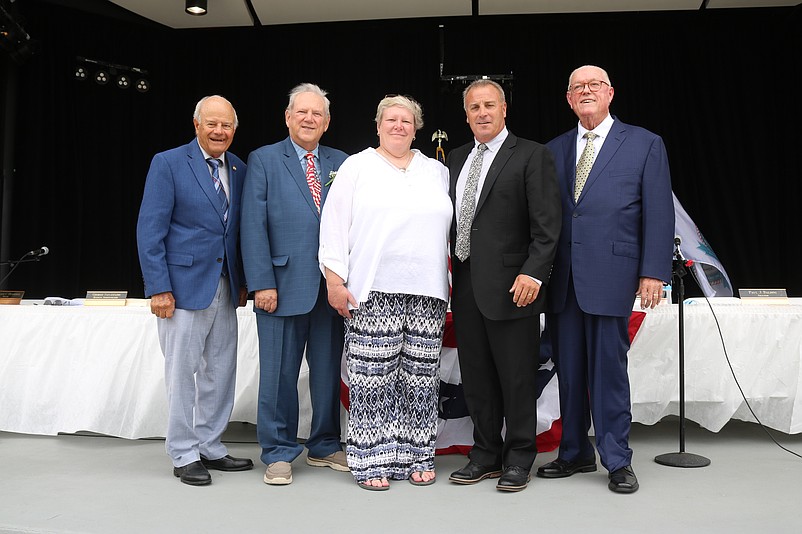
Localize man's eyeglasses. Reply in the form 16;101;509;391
569;80;610;94
203;121;235;131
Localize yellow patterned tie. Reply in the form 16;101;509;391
574;132;598;202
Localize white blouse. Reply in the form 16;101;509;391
319;148;452;308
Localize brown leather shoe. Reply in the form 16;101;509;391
306;451;349;472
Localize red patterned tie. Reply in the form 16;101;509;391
305;152;321;212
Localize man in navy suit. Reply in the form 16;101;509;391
537;66;674;493
447;79;561;492
137;95;253;486
241;83;349;485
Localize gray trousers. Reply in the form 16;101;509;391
157;277;238;467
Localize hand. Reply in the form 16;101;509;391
509;275;541;308
637;277;664;309
238;287;248;307
327;283;356;319
150;292;175;319
254;289;278;313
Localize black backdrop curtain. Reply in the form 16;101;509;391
1;2;800;298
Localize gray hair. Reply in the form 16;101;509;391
287;83;331;116
567;65;612;91
462;79;506;110
193;95;239;128
375;95;424;131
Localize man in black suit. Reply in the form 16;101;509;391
447;79;561;492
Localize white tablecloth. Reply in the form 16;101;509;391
2;298;800;438
628;298;802;434
0;304;283;438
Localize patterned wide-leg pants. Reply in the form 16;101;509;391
345;291;447;482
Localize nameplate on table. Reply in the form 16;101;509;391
85;290;128;306
0;290;24;305
738;288;789;305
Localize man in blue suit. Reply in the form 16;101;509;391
241;83;349;485
538;66;674;493
137;95;253;486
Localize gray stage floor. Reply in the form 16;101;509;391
1;419;800;534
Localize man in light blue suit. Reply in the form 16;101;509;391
538;66;674;493
137;95;253;486
241;83;349;485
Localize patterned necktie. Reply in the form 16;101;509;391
574;132;598;201
455;143;488;261
305;152;321;212
206;157;229;223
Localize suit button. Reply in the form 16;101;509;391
216;257;223;263
572;213;578;218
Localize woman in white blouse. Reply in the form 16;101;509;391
319;95;452;491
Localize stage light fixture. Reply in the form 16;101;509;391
94;70;109;85
74;66;87;81
185;0;207;16
116;74;130;89
135;78;150;93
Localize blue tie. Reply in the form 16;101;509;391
207;158;229;223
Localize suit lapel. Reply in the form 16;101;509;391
577;120;626;204
475;133;516;215
318;146;334;213
282;138;319;217
187;141;226;227
448;145;471;203
563;131;579;204
225;157;241;224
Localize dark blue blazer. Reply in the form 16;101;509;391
137;139;246;310
240;137;348;317
546;118;674;317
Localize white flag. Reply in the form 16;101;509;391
673;193;733;297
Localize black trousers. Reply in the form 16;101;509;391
450;260;541;469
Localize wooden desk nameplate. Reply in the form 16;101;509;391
738;288;789;305
0;290;24;305
85;290;128;306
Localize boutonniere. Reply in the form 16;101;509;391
324;171;337;187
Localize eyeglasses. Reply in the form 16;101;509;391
203;121;234;131
569;80;610;94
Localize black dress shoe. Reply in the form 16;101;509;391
536;457;597;479
200;454;254;472
173;461;211;486
448;460;502;484
608;465;639;494
496;466;531;492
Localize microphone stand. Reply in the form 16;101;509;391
654;241;710;468
0;254;43;288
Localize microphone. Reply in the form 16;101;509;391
27;246;50;257
674;236;684;261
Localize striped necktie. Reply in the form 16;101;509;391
207;158;229;223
